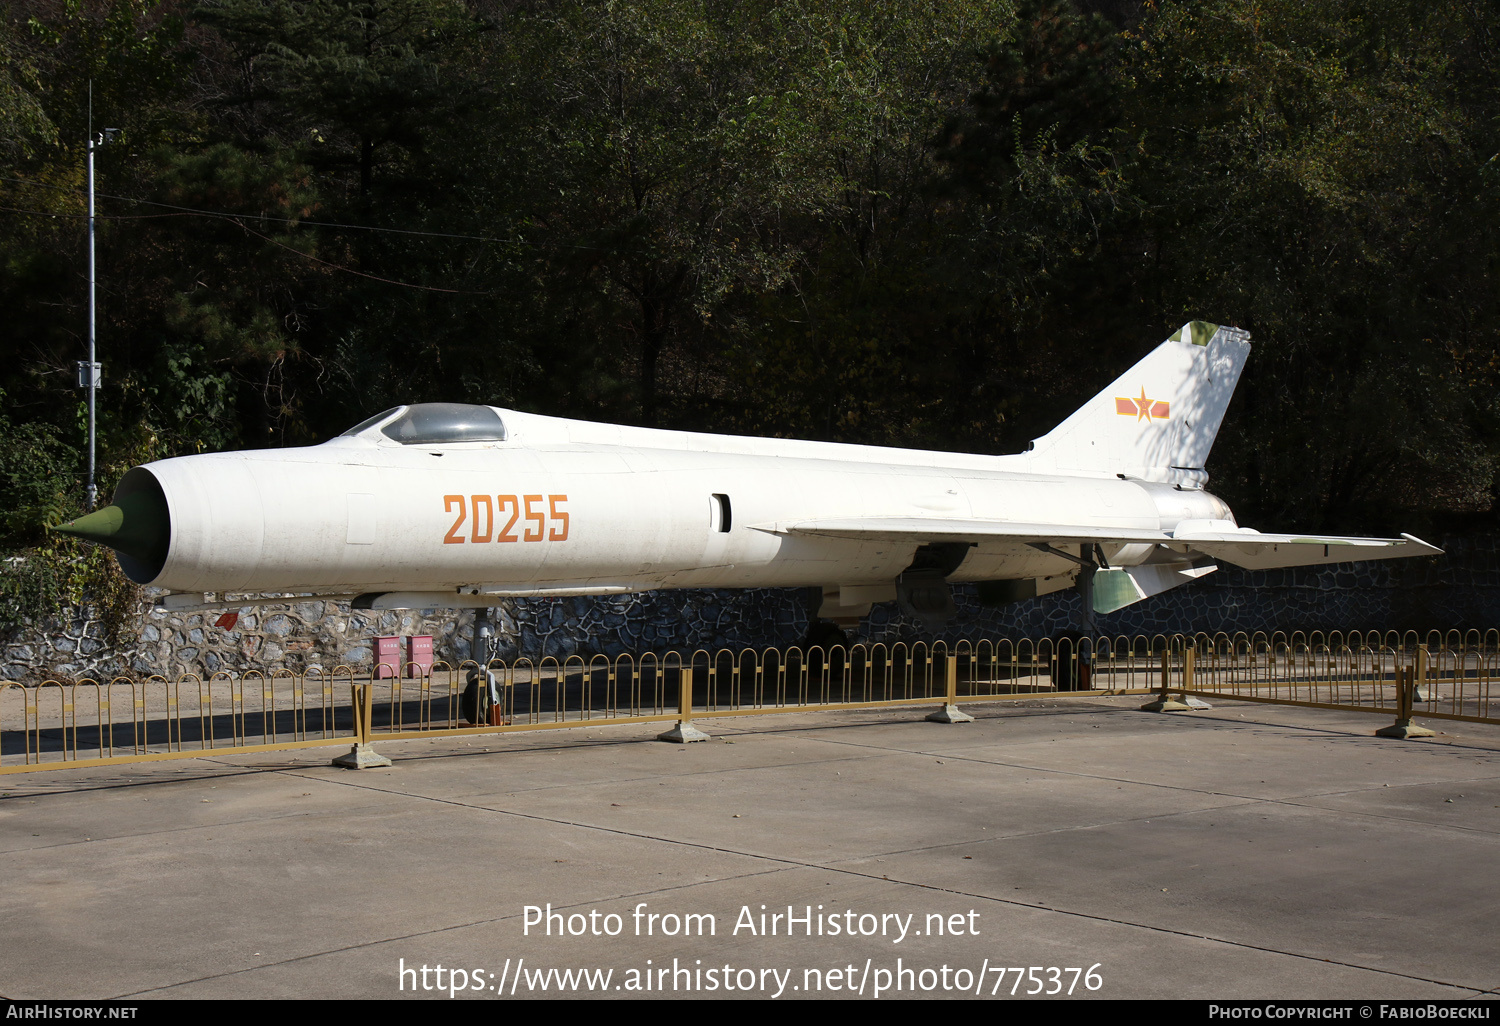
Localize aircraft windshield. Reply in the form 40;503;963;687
376;403;507;444
340;408;401;437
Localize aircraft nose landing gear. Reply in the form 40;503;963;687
462;607;507;726
461;668;505;726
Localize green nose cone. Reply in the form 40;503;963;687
55;504;122;542
50;468;171;583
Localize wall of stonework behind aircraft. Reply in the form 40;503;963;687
3;535;1496;682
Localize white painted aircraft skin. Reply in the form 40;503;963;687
67;322;1441;613
141;441;1218;594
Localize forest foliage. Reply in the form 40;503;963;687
3;0;1498;577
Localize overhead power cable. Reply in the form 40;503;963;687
0;176;501;294
228;217;488;294
0;174;508;243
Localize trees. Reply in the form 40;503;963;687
1119;0;1500;531
0;0;197;536
196;0;482;202
487;1;826;426
724;0;1131;453
0;15;55;162
0;0;1496;564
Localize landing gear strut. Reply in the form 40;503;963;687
462;607;503;725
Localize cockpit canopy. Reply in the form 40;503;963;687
340;403;508;444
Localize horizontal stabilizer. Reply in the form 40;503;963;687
1165;530;1442;570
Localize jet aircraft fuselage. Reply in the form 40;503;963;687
58;322;1440;623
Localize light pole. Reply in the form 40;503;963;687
81;100;119;511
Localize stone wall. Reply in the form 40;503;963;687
0;603;471;682
4;533;1497;681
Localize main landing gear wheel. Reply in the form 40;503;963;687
461;672;486;725
463;670;504;725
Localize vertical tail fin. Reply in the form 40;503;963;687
1025;321;1251;486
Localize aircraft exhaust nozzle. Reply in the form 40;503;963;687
50;467;171;584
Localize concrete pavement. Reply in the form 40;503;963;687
3;696;1499;1000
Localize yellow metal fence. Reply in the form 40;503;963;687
4;630;1497;774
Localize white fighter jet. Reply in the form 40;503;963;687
55;321;1439;636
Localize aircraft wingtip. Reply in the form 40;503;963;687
1401;533;1444;556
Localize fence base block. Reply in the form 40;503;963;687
332;743;394;769
1375;719;1436;740
926;704;974;724
657;720;710;743
1141;695;1194;713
